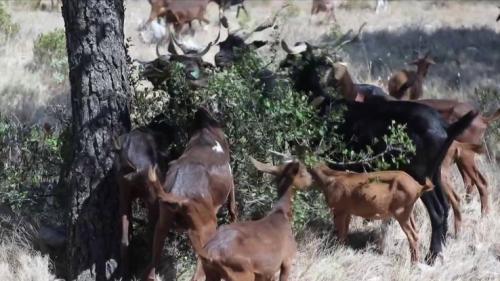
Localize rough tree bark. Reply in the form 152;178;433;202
61;0;131;280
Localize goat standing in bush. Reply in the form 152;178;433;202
142;108;237;281
388;52;435;100
309;164;434;263
114;119;180;278
147;157;311;281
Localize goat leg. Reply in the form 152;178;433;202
188;224;217;281
143;210;171;281
228;185;238;223
397;214;419;263
119;189;132;279
441;175;462;236
420;190;446;264
333;211;349;243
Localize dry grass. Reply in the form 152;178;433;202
0;1;499;280
289;157;500;281
0;211;55;281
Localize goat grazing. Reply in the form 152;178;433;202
142;108;237;281
147;157;311;281
310;164;434;263
388;52;435;100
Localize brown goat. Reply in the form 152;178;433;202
309;164;434;263
441;141;487;235
114;120;180;277
147;158;311;281
388;52;435;100
144;0;210;32
142;108;237;281
311;0;336;23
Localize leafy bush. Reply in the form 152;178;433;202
474;87;500;159
32;29;68;83
131;51;416;229
0;115;63;215
0;4;20;44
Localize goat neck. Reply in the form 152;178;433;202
270;170;298;221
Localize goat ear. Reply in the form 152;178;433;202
250;156;281;175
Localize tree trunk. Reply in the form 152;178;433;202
61;0;131;280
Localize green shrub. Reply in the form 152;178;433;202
0;4;20;44
131;51;416;230
0;116;63;214
32;29;68;83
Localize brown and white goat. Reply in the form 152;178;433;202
309;165;434;263
147;158;311;281
441;141;488;235
142;108;237;281
388;52;435;100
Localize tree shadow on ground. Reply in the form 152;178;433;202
299;218;384;253
325;26;500;94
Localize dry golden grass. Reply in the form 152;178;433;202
0;1;499;280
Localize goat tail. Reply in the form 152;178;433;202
446;111;478;141
439;111;478;162
482;108;500;124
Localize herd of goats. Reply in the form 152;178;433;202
113;0;500;280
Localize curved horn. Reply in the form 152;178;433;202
169;24;220;58
281;40;309;54
281;40;296;54
155;25;178;57
268;150;294;163
168;25;191;54
250;157;281;175
156;41;164;57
